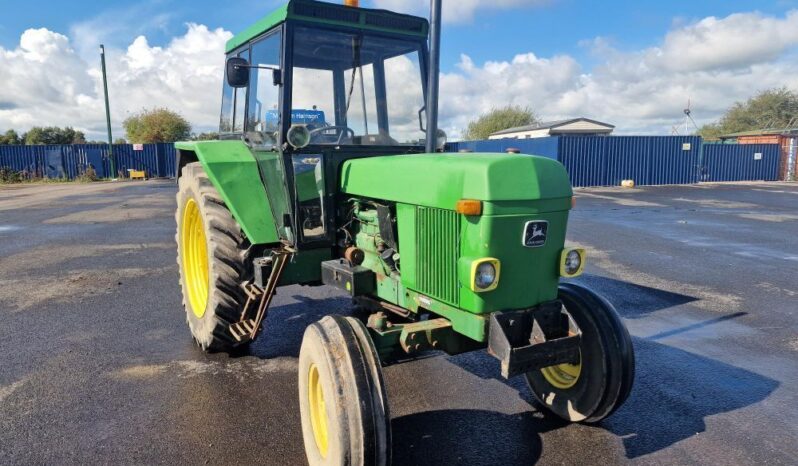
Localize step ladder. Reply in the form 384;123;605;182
229;250;291;343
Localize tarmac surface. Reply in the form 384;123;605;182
0;180;796;465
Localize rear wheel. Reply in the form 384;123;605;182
525;283;634;423
176;162;251;352
298;315;391;466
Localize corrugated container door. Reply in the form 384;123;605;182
45;147;65;178
605;136;650;186
558;136;607;187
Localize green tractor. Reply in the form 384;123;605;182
174;0;634;464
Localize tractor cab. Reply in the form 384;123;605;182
218;0;435;246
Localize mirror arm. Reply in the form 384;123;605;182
233;64;280;71
232;64;282;85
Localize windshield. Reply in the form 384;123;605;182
290;26;426;146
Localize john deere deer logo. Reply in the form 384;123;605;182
523;221;548;247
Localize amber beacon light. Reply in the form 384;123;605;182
344;0;359;6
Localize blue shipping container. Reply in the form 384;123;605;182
559;135;701;187
702;143;780;182
450;135;702;187
0;143;177;180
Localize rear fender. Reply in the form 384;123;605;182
174;140;279;245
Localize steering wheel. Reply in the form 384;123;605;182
309;125;355;145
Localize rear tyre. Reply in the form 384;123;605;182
525;282;634;423
176;162;251;352
298;315;391;466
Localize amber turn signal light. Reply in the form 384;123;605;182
455;199;482;215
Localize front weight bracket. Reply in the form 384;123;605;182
487;300;582;379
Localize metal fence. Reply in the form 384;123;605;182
702;143;780;182
0;143;177;179
447;135;779;187
1;137;781;186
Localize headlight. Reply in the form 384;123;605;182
476;262;495;288
560;248;585;277
286;124;310;149
470;258;500;292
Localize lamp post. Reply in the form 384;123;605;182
100;44;116;177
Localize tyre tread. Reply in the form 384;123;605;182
176;162;251;352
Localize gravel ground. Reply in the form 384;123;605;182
0;180;796;465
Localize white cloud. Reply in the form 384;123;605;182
656;11;798;72
0;24;231;139
438;52;582;136
2;8;798;140
370;0;549;23
439;9;798;137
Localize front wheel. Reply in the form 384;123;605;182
298;315;391;466
525;282;635;423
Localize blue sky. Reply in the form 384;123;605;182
2;0;796;72
2;0;798;138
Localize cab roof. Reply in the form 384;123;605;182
225;0;429;53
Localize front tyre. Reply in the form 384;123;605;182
298;316;391;466
525;283;634;423
176;162;250;352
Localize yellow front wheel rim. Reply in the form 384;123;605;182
308;364;329;458
541;355;582;390
181;198;209;318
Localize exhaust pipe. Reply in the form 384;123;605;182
425;0;442;153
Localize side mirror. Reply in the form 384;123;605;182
273;69;282;86
226;57;250;88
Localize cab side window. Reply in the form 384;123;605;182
233;49;249;133
247;31;282;139
220;62;234;132
220;49;250;133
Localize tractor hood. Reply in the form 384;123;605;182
340;153;572;212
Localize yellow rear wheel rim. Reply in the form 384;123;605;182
182;198;209;318
308;363;329;458
541;355;582;390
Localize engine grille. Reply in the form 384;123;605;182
415;206;460;305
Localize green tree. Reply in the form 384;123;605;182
699;87;798;139
462;105;538;140
0;129;22;145
123;108;192;143
23;126;85;145
71;130;87;144
24;127;47;144
113;138;128;144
